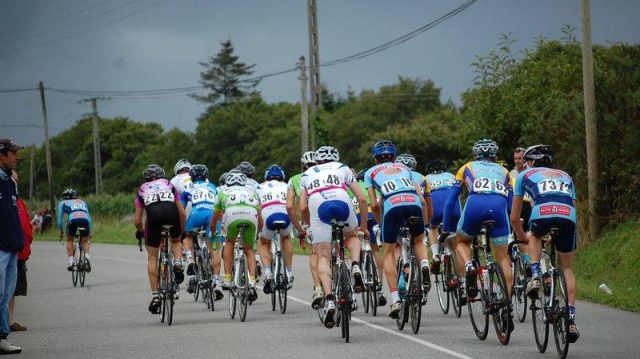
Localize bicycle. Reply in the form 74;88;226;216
466;220;512;345
327;219;353;343
508;235;530;323
395;216;423;334
359;231;380;316
434;229;464;318
190;228;215;312
527;228;571;359
70;227;88;288
268;220;289;314
228;223;251;322
157;225;177;325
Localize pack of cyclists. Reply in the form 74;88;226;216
56;138;580;346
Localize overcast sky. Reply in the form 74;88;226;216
1;0;639;147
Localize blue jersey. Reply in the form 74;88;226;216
181;180;218;211
454;160;511;197
424;172;456;192
514;167;576;222
57;199;92;231
364;162;422;213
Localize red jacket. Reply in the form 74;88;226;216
17;198;32;261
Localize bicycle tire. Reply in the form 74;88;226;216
410;259;423;334
436;253;450;314
71;242;79;287
490;264;511;345
239;257;248;322
553;269;570;359
79;248;86;287
395;258;406;330
340;265;350;343
203;252;215;311
449;254;462;318
167;256;175;326
193;257;202;302
370;255;378;317
531;288;549;352
362;253;370;314
468;267;489;340
279;265;288;314
513;256;528;323
229;262;237;319
159;255;166;323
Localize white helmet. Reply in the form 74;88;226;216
173;158;192;175
314;146;340;163
225;171;247;187
395;153;417;170
300;151;316;166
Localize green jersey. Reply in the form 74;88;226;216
287;173;303;197
214;186;260;212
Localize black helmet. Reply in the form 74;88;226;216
472;139;499;160
425;160;447;174
356;168;368;181
143;164;165;182
218;172;228;186
523;144;553;167
236;161;255;178
189;164;209;181
62;188;77;200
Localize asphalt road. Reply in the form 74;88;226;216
10;241;639;358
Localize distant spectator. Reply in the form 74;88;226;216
30;210;43;235
10;171;31;332
41;208;53;232
510;147;526;178
0;138;24;354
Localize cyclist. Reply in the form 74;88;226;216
211;171;262;302
300;146;368;328
423;160;461;275
364;140;431;318
287;151;322;308
442;139;513;316
236;161;260;192
257;165;295;294
134;164;186;314
209;171;229;295
395;153;424;187
58;189;93;272
349;168;386;307
511;144;580;341
171;158;193;196
180;164;222;299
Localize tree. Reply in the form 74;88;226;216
191;39;261;109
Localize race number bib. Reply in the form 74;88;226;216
192;187;215;204
226;192;257;206
472;177;507;196
380;177;413;196
306;174;342;192
143;189;174;205
430;179;454;191
537;179;572;196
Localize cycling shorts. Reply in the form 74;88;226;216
145;201;181;248
530;217;576;253
380;204;424;244
222;206;259;247
430;189;460;228
260;208;292;240
457;193;510;245
66;218;90;237
308;195;357;244
185;208;213;238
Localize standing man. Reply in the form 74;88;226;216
0;138;24;354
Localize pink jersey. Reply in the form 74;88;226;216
135;179;178;208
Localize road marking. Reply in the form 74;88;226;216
283;292;473;359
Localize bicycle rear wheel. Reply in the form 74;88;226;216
71;244;79;287
531;289;549;352
166;259;175;326
278;269;288;314
370;257;379;317
159;258;167;323
409;259;423;334
449;254;462;318
193;255;202;302
229;263;237;319
490;264;511;345
553;269;570;359
436;253;450;314
512;255;528;323
340;266;350;343
239;258;248;322
362;253;370;314
79;247;86;287
395;259;406;330
468;270;489;340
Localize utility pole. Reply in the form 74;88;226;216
307;0;321;148
582;0;598;241
78;97;107;195
29;144;35;200
38;81;55;213
299;56;309;154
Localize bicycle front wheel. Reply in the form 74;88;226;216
436;254;450;314
490;264;511;345
468;270;489;340
553;269;570;359
513;256;528;323
409;259;423;334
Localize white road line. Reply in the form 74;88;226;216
284;292;473;359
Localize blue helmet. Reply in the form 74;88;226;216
371;140;397;158
264;164;285;181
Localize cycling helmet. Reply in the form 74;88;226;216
314;146;340;163
523;144;553;167
62;188;77;199
356;168;368;182
425;159;447;174
189;164;209;182
226;171;247;187
173;158;192;175
264;164;285;181
143;164;165;182
472;139;499;160
236;161;256;178
371;140;397;158
395;153;417;170
218;172;228;186
301;151;316;167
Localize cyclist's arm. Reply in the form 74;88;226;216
134;207;144;232
299;189;310;226
368;187;381;224
510;195;526;241
348;181;368;236
442;184;462;233
257;207;263;233
56;201;65;234
286;188;304;233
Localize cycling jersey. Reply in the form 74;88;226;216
443;160;512;245
347;181;379;242
287;173;302;197
244;178;260;192
57;199;93;236
424;172;461;227
301;162;358;244
215;186;260;246
257;180;291;238
181;180;218;238
135;179;182;247
170;173;192;195
364;162;423;244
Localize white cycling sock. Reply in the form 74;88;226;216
84;253;90;260
390;290;401;303
421;259;429;268
68;256;74;265
430;244;439;258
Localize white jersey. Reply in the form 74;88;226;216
256;180;288;210
244;178;260;192
170;173;192;195
300;161;355;199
